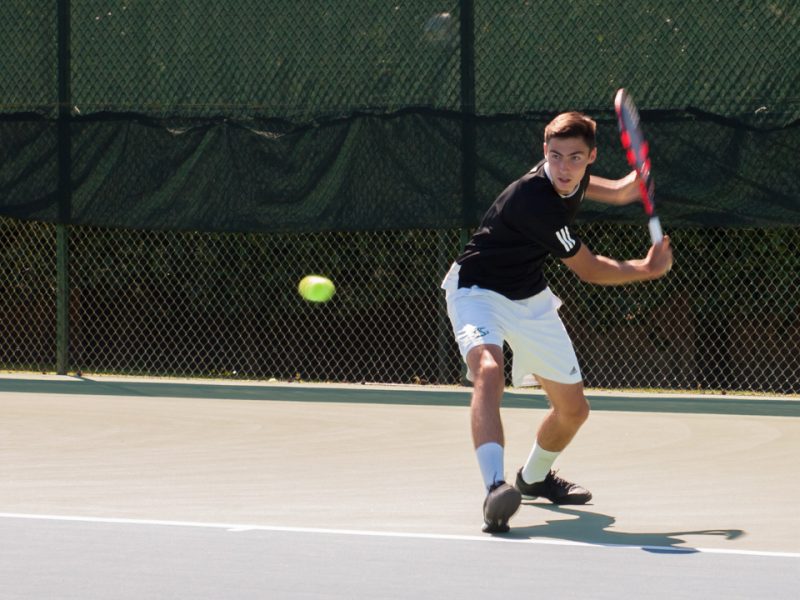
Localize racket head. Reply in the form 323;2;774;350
614;88;655;215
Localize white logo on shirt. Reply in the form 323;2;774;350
555;226;576;252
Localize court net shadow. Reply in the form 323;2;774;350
506;504;744;553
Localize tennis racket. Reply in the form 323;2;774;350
614;88;663;244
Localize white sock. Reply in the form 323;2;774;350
521;441;560;484
475;442;504;491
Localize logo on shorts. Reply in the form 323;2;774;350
458;325;490;344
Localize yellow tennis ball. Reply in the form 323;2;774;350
298;275;335;303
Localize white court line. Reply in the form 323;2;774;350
1;512;798;559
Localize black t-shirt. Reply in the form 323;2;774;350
456;160;590;300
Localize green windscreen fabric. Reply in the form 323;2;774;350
0;2;57;116
1;1;799;232
69;2;462;118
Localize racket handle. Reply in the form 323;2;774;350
648;216;663;244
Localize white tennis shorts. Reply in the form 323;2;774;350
441;262;582;386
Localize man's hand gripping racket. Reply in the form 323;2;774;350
614;89;663;244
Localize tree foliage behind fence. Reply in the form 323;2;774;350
0;2;798;392
2;217;797;394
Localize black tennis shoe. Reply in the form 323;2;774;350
515;469;592;505
482;481;522;533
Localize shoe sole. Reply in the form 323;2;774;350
520;492;592;505
483;486;522;533
552;493;592;505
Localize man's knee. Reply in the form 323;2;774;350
467;346;504;387
540;378;590;428
558;396;590;427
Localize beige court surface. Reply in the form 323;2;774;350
1;375;798;555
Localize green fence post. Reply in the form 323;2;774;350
459;0;476;228
56;0;72;375
437;230;453;384
456;0;476;386
56;225;70;374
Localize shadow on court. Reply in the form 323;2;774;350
507;504;744;553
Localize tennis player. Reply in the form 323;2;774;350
442;112;673;533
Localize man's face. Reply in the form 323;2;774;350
543;136;597;195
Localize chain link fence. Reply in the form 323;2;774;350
0;218;57;370
1;2;798;394
2;216;797;394
3;2;799;233
5;1;795;122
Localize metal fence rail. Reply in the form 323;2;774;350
2;216;797;394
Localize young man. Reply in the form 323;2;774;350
441;112;673;533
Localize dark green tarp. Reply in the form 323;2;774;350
2;1;798;232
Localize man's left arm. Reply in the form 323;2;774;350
586;171;640;205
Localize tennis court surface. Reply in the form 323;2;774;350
2;375;798;598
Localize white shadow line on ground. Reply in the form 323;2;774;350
1;512;797;559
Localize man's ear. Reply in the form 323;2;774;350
543;142;548;157
588;147;598;164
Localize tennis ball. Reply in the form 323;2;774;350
298;275;335;303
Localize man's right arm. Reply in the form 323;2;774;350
561;238;673;285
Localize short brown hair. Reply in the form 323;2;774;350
544;112;597;149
